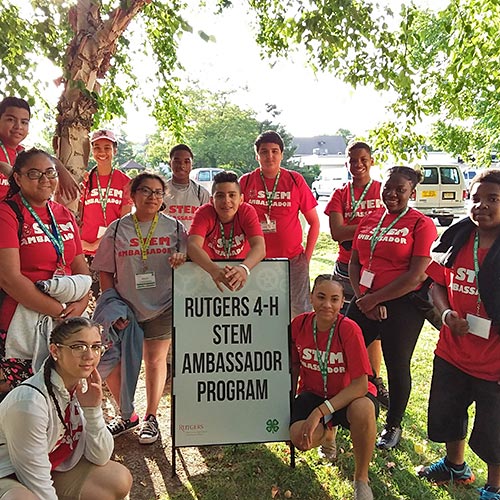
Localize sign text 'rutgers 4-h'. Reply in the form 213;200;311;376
172;260;291;447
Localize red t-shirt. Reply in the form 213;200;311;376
189;202;263;260
79;168;131;251
0;143;23;201
426;234;500;381
0;195;83;330
325;180;382;264
240;168;317;258
291;312;376;398
353;207;437;293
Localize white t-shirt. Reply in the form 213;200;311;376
163;179;210;230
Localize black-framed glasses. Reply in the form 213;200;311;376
22;168;59;180
56;343;108;357
137;186;164;198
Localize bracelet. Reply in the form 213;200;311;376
60;303;67;318
239;264;251;276
317;405;326;417
441;308;452;326
323;399;335;414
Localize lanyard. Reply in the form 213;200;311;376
95;168;114;226
20;194;66;265
312;317;337;398
219;221;234;258
259;169;281;216
348;180;373;221
473;231;482;314
0;141;13;166
132;213;158;265
369;207;409;265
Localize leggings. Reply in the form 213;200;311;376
347;294;425;428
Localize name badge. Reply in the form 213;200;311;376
359;269;375;288
97;226;107;238
260;219;277;233
466;313;491;340
135;271;156;290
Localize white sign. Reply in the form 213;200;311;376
172;260;291;447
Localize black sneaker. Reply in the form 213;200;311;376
371;376;389;409
139;414;160;444
107;414;139;437
376;425;402;450
417;457;475;485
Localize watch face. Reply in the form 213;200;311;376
340;240;353;251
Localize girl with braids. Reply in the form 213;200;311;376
0;149;89;397
0;317;132;499
347;166;437;450
290;275;378;500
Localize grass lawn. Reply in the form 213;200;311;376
161;233;482;500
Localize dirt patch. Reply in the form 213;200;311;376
104;368;208;500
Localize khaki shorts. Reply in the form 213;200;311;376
140;308;172;341
0;476;30;498
0;457;94;500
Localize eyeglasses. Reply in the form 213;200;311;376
136;186;164;198
22;168;59;180
56;343;108;357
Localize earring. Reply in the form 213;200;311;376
53;356;58;361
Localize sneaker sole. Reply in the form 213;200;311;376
423;475;476;486
138;434;159;445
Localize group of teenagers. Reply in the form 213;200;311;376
0;96;497;500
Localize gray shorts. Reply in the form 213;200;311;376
140;308;172;341
290;252;312;318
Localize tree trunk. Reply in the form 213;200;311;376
53;0;151;184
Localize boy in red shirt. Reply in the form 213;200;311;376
188;171;265;292
0;97;79;203
325;141;388;408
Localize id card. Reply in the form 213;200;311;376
135;271;156;289
97;226;107;238
360;269;375;288
466;313;491;340
260;219;277;233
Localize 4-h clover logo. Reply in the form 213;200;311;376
266;418;279;433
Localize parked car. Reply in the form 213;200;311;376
311;171;349;199
463;168;478;189
189;168;224;192
409;164;467;226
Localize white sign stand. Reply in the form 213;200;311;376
171;260;292;475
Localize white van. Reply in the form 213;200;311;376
311;170;350;199
409;164;467;226
189;168;224;192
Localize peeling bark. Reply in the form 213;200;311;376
53;0;151;180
